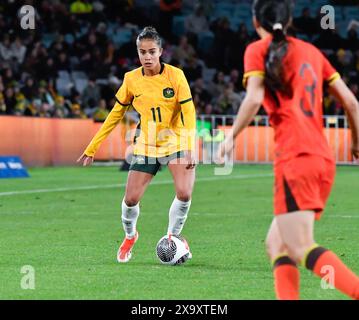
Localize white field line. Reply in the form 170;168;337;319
191;212;359;219
0;173;273;197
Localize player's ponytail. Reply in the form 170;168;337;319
136;26;162;48
253;0;293;97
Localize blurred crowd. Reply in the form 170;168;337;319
0;0;358;121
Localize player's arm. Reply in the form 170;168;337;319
177;70;196;169
79;102;129;159
180;98;196;151
328;79;359;160
219;76;265;159
77;75;133;166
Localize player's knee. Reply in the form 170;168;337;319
176;189;192;202
124;197;139;207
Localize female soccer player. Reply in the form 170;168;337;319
219;0;359;299
77;27;196;263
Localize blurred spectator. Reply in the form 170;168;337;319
70;0;93;14
314;29;344;50
81;76;101;110
207;71;227;100
159;0;182;39
172;35;196;65
182;56;202;83
92;99;109;122
70;103;87;118
191;78;212;113
0;35;12;62
228;24;251;71
52;95;70;118
345;28;359;51
0;92;5;114
36;80;55;108
216;83;243;115
37;57;58;82
185;5;209;34
211;17;233;70
229;68;242;92
4;87;16;115
184;5;209;46
11;37;27;64
293;8;316;37
37;102;53;118
22;78;38;101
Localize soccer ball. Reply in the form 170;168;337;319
156;234;191;265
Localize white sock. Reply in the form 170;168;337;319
167;197;191;235
121;199;139;238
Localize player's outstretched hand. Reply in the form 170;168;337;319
352;148;359;164
217;137;234;164
184;150;196;170
77;153;94;166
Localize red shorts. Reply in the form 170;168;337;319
274;154;336;220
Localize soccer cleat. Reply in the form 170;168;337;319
117;232;139;263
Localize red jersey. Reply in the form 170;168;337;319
243;36;340;164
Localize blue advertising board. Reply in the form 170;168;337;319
0;156;30;178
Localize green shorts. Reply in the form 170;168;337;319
129;151;185;176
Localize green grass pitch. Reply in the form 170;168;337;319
0;164;358;299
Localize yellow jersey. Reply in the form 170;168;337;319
84;63;196;158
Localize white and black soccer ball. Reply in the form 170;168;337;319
156;234;191;265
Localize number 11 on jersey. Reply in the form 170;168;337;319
151;107;162;122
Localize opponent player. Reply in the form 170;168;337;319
219;0;359;299
77;27;196;263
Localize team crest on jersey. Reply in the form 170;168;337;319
163;87;175;98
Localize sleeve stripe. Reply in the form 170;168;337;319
326;72;341;86
115;97;131;107
179;97;193;105
242;71;265;88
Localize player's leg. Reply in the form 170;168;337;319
275;155;359;299
166;154;195;236
277;211;359;299
266;218;299;300
118;169;155;263
122;170;154;236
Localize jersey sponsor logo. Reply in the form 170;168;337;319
163;87;175;98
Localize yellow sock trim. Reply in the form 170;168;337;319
301;243;320;267
271;253;290;268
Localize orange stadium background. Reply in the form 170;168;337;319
0;116;352;166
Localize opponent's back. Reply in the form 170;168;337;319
244;36;340;163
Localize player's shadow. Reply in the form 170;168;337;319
129;260;229;271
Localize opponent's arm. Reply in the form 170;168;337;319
328;78;359;160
